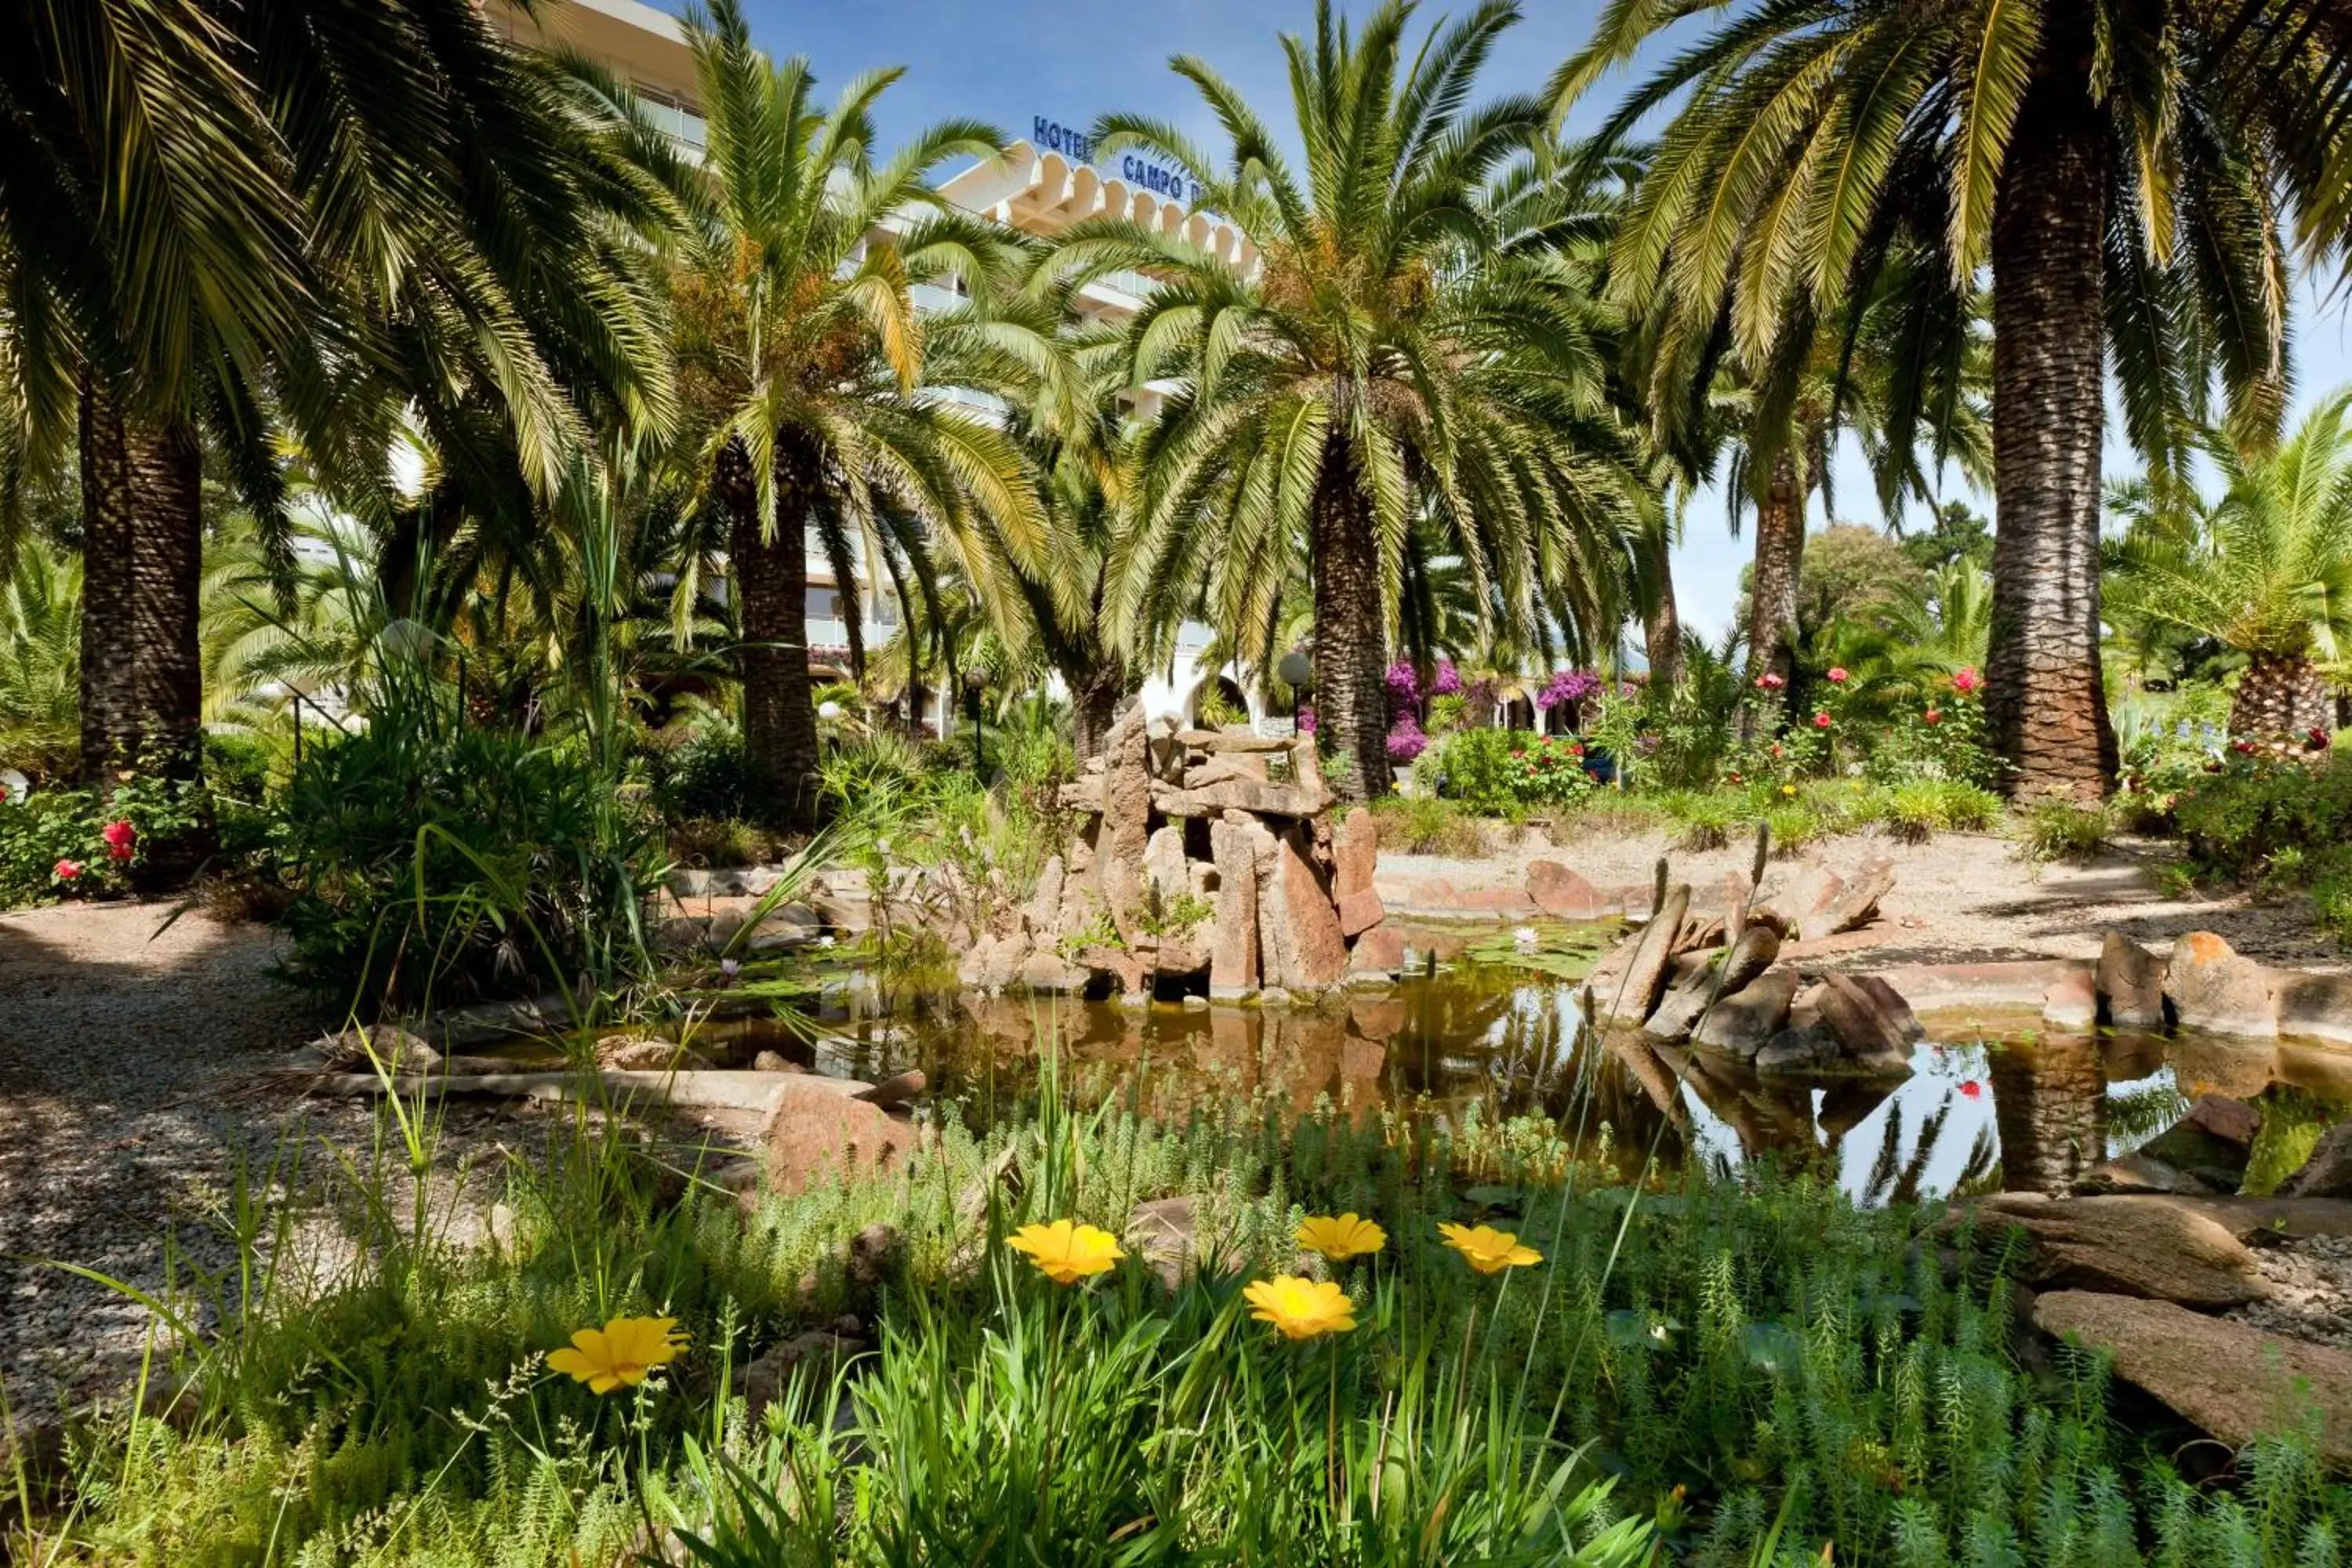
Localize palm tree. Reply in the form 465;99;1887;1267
1556;0;2352;799
1071;0;1648;801
0;540;82;782
659;0;1047;824
2107;392;2352;740
2;0;675;824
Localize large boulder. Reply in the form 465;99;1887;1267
2097;931;2168;1029
1333;807;1379;899
2122;1094;2262;1193
1597;883;1690;1027
2165;932;2278;1039
1207;812;1264;998
2032;1291;2352;1467
1642;926;1783;1044
2270;969;2352;1045
1526;860;1606;920
760;1078;920;1196
1818;854;1895;936
1976;1194;2267;1308
311;1025;440;1073
2284;1122;2352;1198
1256;820;1347;993
1348;923;1405;978
1814;971;1911;1065
1097;703;1154;942
1692;969;1801;1058
1142;826;1190;903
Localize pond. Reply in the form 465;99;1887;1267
649;924;2352;1202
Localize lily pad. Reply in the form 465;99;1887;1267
1461;921;1612;980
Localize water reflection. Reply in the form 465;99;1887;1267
677;950;2350;1203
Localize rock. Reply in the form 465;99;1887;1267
1336;887;1386;938
2031;1291;2352;1466
1849;973;1922;1040
1643;926;1783;1044
1058;776;1105;811
2042;967;2098;1029
2270;970;2352;1045
1775;856;1844;935
1814;971;1911;1065
1142;826;1190;902
1018;951;1088;995
1022;855;1065;935
1348;923;1405;977
759;1080;920;1196
957;933;1006;987
1207;813;1265;997
1526;860;1605;920
1598;883;1690;1027
314;1025;440;1073
2285;1123;2352;1198
597;1036;713;1072
738;1329;866;1423
855;1069;926;1112
2097;931;2168;1029
2186;1092;2263;1149
1257;821;1347;992
1129;1196;1240;1290
751;1050;803;1073
1820;854;1895;935
1152;779;1330;818
2075;1149;2220;1196
1258;986;1294;1008
1693;968;1801;1058
1178;728;1291;752
1348;993;1410;1040
1145;711;1185;781
1976;1194;2269;1307
1333;807;1379;899
2165;932;2278;1039
1095;702;1154;944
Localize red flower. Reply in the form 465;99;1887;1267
1769;743;1783;757
53;858;82;880
1813;711;1832;729
1923;708;1944;726
1726;771;1744;784
1570;743;1585;756
1959;1080;1982;1100
1951;666;1981;694
1755;672;1786;691
102;819;136;861
2307;727;2330;750
1826;666;1849;684
1511;749;1525;760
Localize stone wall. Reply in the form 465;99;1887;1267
957;704;1403;1002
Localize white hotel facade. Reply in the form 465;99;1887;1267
488;0;1272;734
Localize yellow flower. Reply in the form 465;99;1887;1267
1439;1222;1543;1275
546;1316;687;1394
1006;1219;1126;1285
1781;784;1798;797
1296;1213;1387;1262
1245;1276;1358;1340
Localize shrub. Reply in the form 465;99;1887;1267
668;816;778;868
1370;793;1489;857
274;719;662;1012
0;767;212;906
2169;753;2352;941
652;725;772;826
1430;728;1595;813
2020;800;2109;864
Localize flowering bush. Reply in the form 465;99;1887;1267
1537;669;1601;712
1429;661;1463;696
1385;713;1428;763
0;769;202;904
1430;728;1594;812
1384;661;1421;710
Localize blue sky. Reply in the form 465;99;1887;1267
729;0;2352;646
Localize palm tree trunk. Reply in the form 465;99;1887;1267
2231;651;2332;742
1745;449;1804;687
1989;1034;2105;1196
1985;45;2117;802
726;436;820;828
1069;661;1127;762
78;384;202;793
1644;515;1684;688
1311;434;1391;802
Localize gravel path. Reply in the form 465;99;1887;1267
1387;826;2350;973
0;902;324;1414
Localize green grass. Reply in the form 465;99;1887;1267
13;1056;2350;1566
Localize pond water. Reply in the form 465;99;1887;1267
654;926;2352;1202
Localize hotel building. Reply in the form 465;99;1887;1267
486;0;1272;732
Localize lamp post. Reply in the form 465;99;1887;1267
1276;650;1312;732
964;669;987;772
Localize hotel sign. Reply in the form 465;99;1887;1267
1030;114;1203;207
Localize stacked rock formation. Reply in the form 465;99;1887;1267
957;704;1403;1001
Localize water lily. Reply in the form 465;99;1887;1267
1006;1219;1125;1285
1296;1213;1386;1262
1244;1276;1356;1340
547;1316;687;1394
1439;1222;1542;1274
1513;926;1540;951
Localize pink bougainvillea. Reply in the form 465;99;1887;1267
1537;669;1601;710
1385;714;1428;762
1429;662;1463;697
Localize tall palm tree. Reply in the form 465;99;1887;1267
1556;0;2352;798
2107;391;2352;739
2;0;675;818
1069;0;1648;801
659;0;1047;824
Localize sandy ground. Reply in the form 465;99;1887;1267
1380;826;2351;974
